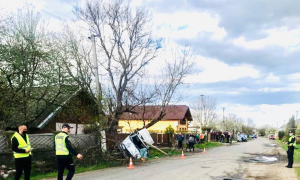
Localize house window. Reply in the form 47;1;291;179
180;119;186;125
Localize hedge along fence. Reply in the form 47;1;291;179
0;131;104;176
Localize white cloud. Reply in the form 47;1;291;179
218;103;300;127
259;83;300;93
287;73;300;81
186;87;250;97
233;27;300;50
0;0;46;14
184;56;259;84
152;11;226;40
265;73;280;83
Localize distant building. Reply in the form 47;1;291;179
118;105;193;133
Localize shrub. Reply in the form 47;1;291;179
278;131;285;140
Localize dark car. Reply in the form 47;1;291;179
269;134;275;140
250;134;257;138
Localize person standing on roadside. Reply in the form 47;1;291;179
200;133;204;144
188;133;195;152
195;133;200;144
285;131;296;168
220;133;225;143
177;132;184;149
55;124;83;180
229;132;233;146
11;125;32;180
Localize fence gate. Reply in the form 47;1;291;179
157;133;164;145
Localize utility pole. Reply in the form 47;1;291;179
222;107;225;132
89;35;101;103
296;111;298;127
200;95;204;132
89;34;106;151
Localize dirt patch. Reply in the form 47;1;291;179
212;164;246;180
242;146;297;180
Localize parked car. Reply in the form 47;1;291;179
250;134;257;138
269;134;275;140
237;133;247;142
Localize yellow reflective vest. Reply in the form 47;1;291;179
11;132;31;158
289;135;296;147
55;132;69;155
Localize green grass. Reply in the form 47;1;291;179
194;142;222;149
148;148;181;159
6;161;123;180
7;144;222;179
276;139;300;178
6;148;181;180
276;140;300;162
296;167;300;179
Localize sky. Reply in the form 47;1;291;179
1;0;300;127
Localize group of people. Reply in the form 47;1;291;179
176;132;205;152
11;124;83;180
218;132;233;145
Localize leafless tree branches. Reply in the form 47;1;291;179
73;0;161;130
191;96;218;131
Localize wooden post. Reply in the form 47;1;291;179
142;139;168;156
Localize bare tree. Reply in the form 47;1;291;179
223;113;237;132
202;96;217;127
68;0;194;131
247;118;255;128
191;96;218;131
144;46;194;129
73;0;161;131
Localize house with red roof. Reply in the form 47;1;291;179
118;105;193;133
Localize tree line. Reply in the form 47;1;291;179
190;95;256;134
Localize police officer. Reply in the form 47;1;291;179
55;124;83;180
11;125;32;180
285;131;296;168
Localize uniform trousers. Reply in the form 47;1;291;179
287;146;294;167
14;156;31;180
57;155;75;180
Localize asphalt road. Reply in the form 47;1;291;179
46;137;298;180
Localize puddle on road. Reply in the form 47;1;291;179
264;143;277;147
201;166;210;168
212;177;244;180
244;156;278;163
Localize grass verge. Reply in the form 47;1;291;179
148;148;181;159
8;143;223;179
6;161;124;180
276;139;300;178
194;142;222;149
7;148;182;180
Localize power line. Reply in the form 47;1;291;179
17;0;74;21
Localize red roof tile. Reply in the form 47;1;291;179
119;105;192;121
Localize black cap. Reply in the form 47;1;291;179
62;124;73;129
289;131;293;133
